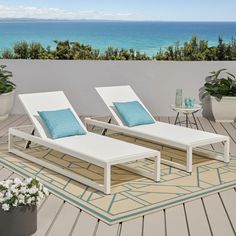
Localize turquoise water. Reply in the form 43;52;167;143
0;21;236;56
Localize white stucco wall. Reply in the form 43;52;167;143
1;60;235;117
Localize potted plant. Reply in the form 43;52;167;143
0;178;49;236
0;64;16;121
201;68;236;122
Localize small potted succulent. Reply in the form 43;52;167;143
201;68;236;122
0;178;49;236
0;64;16;120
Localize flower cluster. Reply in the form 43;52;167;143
0;178;49;211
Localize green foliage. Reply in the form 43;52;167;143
1;49;15;59
14;41;29;59
1;36;236;60
202;69;236;100
0;65;15;94
28;42;46;59
155;36;236;61
100;47;149;60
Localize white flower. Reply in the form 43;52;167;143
11;186;19;195
20;186;27;194
13;178;21;185
44;188;49;196
18;194;25;204
2;203;10;211
0;178;47;209
27;197;33;204
36;197;41;206
5;191;13;200
13;199;18;207
1;179;12;189
38;191;44;199
28;186;38;195
24;178;33;185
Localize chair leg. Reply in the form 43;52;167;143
101;117;112;136
24;128;35;149
154;154;161;182
8;131;14;151
223;138;230;163
104;164;111;194
186;146;192;173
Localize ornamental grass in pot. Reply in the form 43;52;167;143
0;178;48;236
201;69;236;122
0;65;16;121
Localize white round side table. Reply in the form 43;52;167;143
171;105;202;129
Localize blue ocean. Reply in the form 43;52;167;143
0;21;236;56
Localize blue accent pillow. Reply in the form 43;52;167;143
38;108;86;139
113;101;155;127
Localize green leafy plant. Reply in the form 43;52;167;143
202;69;236;100
0;65;15;94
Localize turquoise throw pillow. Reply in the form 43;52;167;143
113;101;155;127
38;108;86;139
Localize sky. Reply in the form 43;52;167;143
0;0;236;21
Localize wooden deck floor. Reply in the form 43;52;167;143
0;115;236;236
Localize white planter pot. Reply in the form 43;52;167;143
211;96;236;122
0;91;15;121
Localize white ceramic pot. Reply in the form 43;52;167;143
0;90;15;121
211;96;236;122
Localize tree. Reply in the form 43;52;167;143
1;36;236;61
14;41;29;59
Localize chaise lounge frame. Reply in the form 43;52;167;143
8;91;160;194
85;85;230;173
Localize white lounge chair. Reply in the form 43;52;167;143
8;91;160;194
85;86;230;173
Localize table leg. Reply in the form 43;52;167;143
174;112;179;125
186;114;188;127
192;112;199;129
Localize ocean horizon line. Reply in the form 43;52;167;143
0;18;236;23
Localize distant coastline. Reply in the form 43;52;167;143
1;18;236;23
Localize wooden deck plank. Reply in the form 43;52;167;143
221;122;236;144
143;211;165;236
219;189;236;233
197;117;222;151
0;115;29;137
185;199;211;236
33;194;64;236
203;193;235;236
1;115;236;236
9;172;24;180
0;115;24;137
0;167;14;180
71;211;98;236
120;217;143;236
165;204;189;236
95;221;120;236
47;202;80;236
209;120;236;156
232;122;236;129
